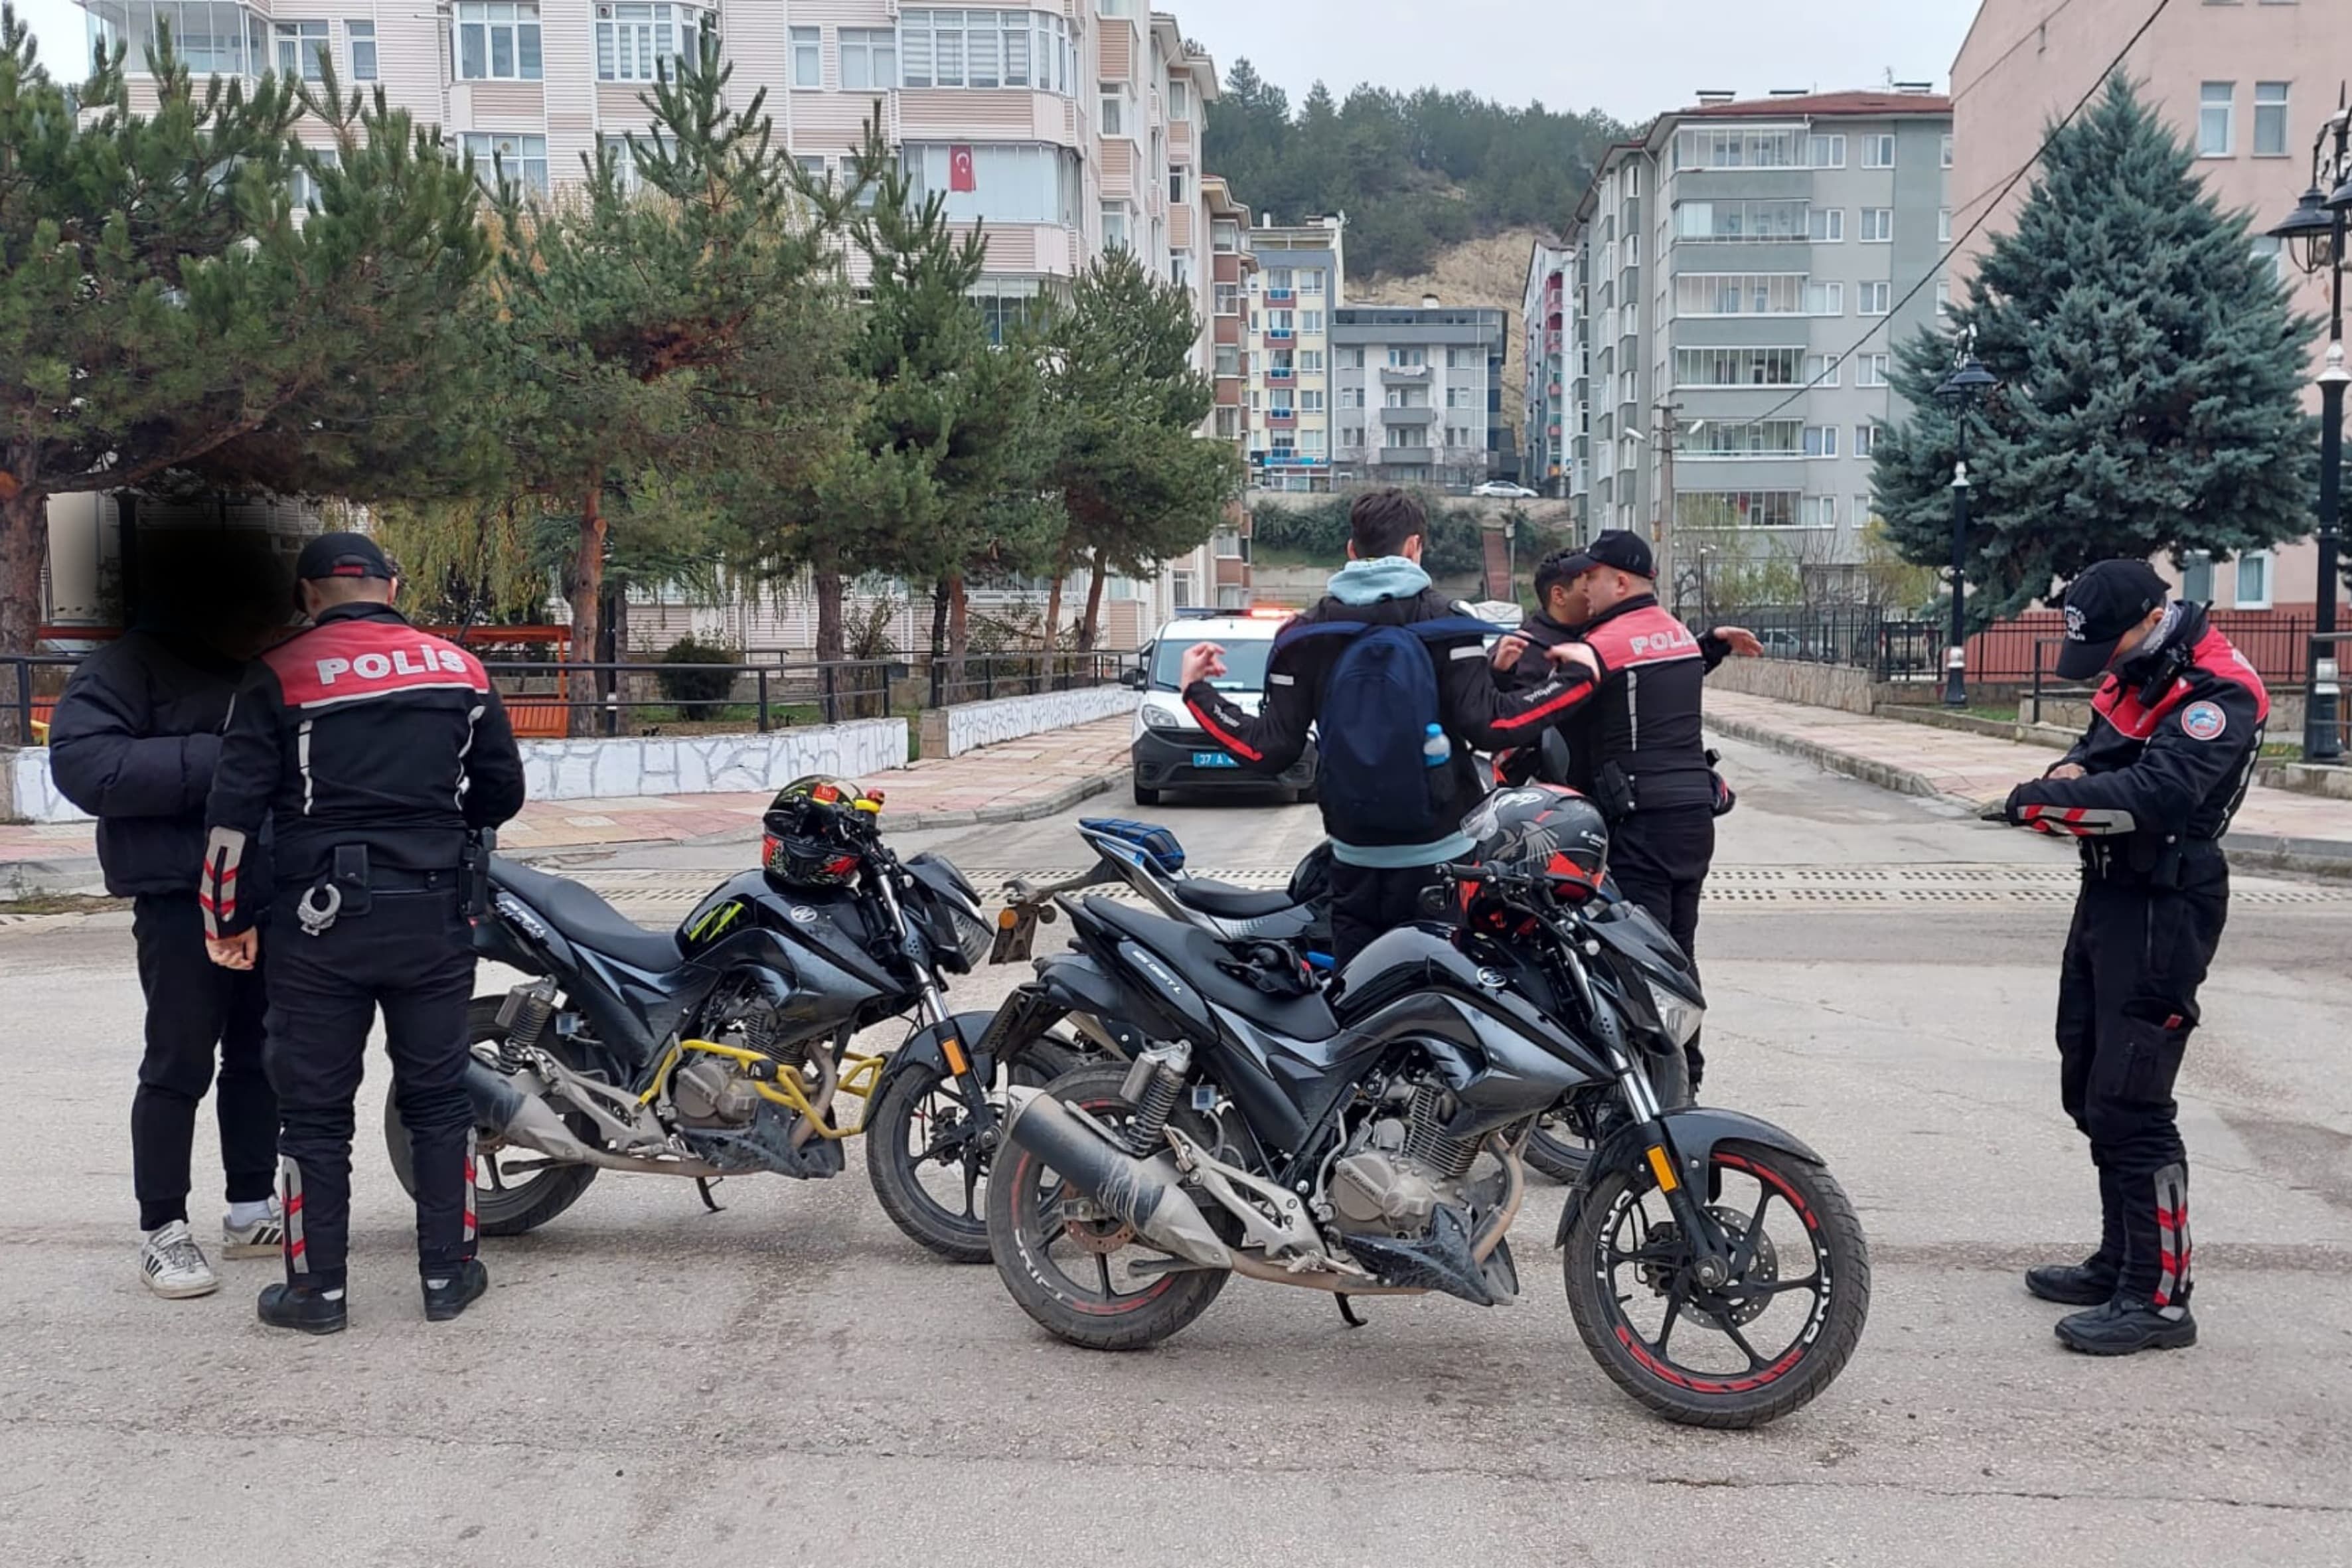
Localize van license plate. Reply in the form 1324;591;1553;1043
1190;751;1239;768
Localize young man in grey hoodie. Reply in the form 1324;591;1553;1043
1180;489;1600;965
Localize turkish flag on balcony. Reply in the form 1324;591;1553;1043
949;145;976;193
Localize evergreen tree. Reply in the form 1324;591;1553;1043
1873;76;2317;619
0;13;492;691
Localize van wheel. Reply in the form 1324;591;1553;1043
1133;781;1162;806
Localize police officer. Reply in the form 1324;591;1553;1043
202;533;526;1333
1493;531;1760;1089
1997;560;2266;1356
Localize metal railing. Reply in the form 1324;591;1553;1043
2308;631;2349;761
2027;638;2099;726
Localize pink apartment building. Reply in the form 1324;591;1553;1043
1952;0;2352;617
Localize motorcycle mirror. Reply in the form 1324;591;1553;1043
1539;727;1573;785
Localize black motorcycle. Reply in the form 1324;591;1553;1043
383;777;1077;1262
975;785;1868;1429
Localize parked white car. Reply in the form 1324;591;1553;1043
1472;481;1540;499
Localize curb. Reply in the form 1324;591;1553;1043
1709;714;2352;880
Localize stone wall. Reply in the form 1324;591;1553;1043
7;748;78;825
919;686;1140;759
1705;657;1880;716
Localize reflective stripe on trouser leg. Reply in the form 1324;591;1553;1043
2153;1162;2190;1318
462;1127;478;1255
280;1155;306;1281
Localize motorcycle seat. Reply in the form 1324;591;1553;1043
488;856;682;973
1168;879;1298;921
1083;898;1339;1040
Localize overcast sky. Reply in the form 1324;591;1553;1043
15;0;1983;125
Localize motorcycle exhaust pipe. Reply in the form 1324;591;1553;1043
1001;1086;1234;1270
460;1061;730;1174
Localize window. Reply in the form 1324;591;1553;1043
1248;390;1261;410
2199;82;2234;156
1300;390;1325;413
1674;200;1808;243
2255;82;2290;157
1385;386;1429;408
902;143;1081;225
1443;425;1474;448
1299;430;1326;455
1340;387;1364;408
795;153;826;185
1448;347;1482;369
1936;277;1952;315
971;279;1045;343
1860;134;1895;169
1859;281;1891;316
1800;496;1839;528
2181;551;2215;604
456;4;540;81
1342;426;1364;447
1855;422;1877;456
274;19;327;80
345;20;375;80
1676;491;1800;528
1858;353;1891;387
1212;343;1239;376
1682;418;1802;456
1212;218;1239;251
1941;133;1954;168
1214;281;1239;315
1861;208;1893;243
1099;86;1123;134
1672;346;1804;387
1299;270;1324;295
1806;133;1846;169
1170;254;1194;289
1446;386;1474;408
787;25;820;85
1101;205;1129;250
1213;406;1241;439
1298;349;1324;372
841;28;897;89
1676;128;1809;169
1804;425;1839;457
1387;347;1425;368
1674;274;1806;315
598;5;704;83
1804;352;1842;387
1805;281;1843;315
1267;309;1294;331
1808;207;1843;242
289;145;339;208
1212;527;1242;558
2236;549;2274;609
1168;78;1188;119
1340;348;1365;368
1168;167;1187;204
461;131;548;195
2252;233;2285;282
901;10;1073;94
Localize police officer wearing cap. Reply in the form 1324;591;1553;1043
201;533;526;1333
1494;530;1761;1090
1996;559;2267;1356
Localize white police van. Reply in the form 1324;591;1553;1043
1125;608;1319;806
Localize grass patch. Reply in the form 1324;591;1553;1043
0;893;125;917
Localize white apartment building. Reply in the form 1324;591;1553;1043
1242;214;1344;492
70;0;1238;649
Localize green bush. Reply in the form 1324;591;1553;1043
655;636;742;720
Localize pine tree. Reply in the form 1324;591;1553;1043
0;13;493;701
1874;76;2317;619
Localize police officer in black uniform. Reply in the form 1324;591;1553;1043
1996;560;2266;1356
202;534;526;1333
1494;532;1760;1089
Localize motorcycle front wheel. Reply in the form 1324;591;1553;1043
385;996;601;1237
1563;1138;1869;1429
863;1034;1085;1263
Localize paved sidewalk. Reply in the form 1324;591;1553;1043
1708;690;2352;870
0;716;1133;892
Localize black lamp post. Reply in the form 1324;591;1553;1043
1935;349;1999;708
2268;104;2352;763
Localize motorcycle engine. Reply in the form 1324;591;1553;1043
1327;1082;1484;1238
671;1057;762;1128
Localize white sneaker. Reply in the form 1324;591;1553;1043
139;1221;220;1299
222;1199;285;1260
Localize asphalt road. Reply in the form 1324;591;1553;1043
3;736;2349;1567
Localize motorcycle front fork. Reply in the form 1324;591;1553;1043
1611;1058;1735;1289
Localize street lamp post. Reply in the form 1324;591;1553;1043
2268;102;2352;763
1935;349;1999;708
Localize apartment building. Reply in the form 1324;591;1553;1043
1241;214;1344;493
1330;304;1506;491
1522;240;1576;499
1196;172;1256;609
1952;0;2352;617
72;0;1247;641
1566;88;1952;595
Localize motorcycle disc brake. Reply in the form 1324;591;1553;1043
1640;1208;1779;1326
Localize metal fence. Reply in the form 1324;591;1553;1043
1717;607;2317;689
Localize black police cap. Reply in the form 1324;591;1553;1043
2055;560;2169;681
295;531;394;584
1549;529;1656;583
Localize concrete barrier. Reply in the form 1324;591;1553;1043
1705;657;1880;715
919;685;1140;759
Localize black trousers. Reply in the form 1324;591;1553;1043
1328;858;1456;969
131;894;277;1231
2055;853;2227;1313
266;880;477;1289
1608;807;1716;1089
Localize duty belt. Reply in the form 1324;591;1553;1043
295;844;463;936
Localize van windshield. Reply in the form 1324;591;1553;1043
1150;637;1276;693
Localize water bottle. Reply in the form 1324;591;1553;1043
1421;722;1450;768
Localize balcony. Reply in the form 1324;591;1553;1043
1379;404;1437;426
1265;366;1296;385
1378;447;1435;467
1265;287;1296;303
1379;364;1431;384
1265;328;1295;342
1267;408;1298;428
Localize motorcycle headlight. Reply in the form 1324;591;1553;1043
1651;986;1705;1050
1141;706;1181;730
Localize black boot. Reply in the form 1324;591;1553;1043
2025;1257;2118;1305
257;1281;347;1335
2055;1297;2197;1356
422;1259;489;1322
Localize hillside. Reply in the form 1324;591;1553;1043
1347;226;1552;437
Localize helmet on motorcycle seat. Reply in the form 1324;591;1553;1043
1461;784;1610;903
761;776;875;888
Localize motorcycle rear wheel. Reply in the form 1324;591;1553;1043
1563;1138;1869;1429
864;1035;1085;1263
987;1064;1228;1351
384;996;600;1238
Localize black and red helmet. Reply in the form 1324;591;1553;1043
1461;784;1610;902
760;776;877;888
